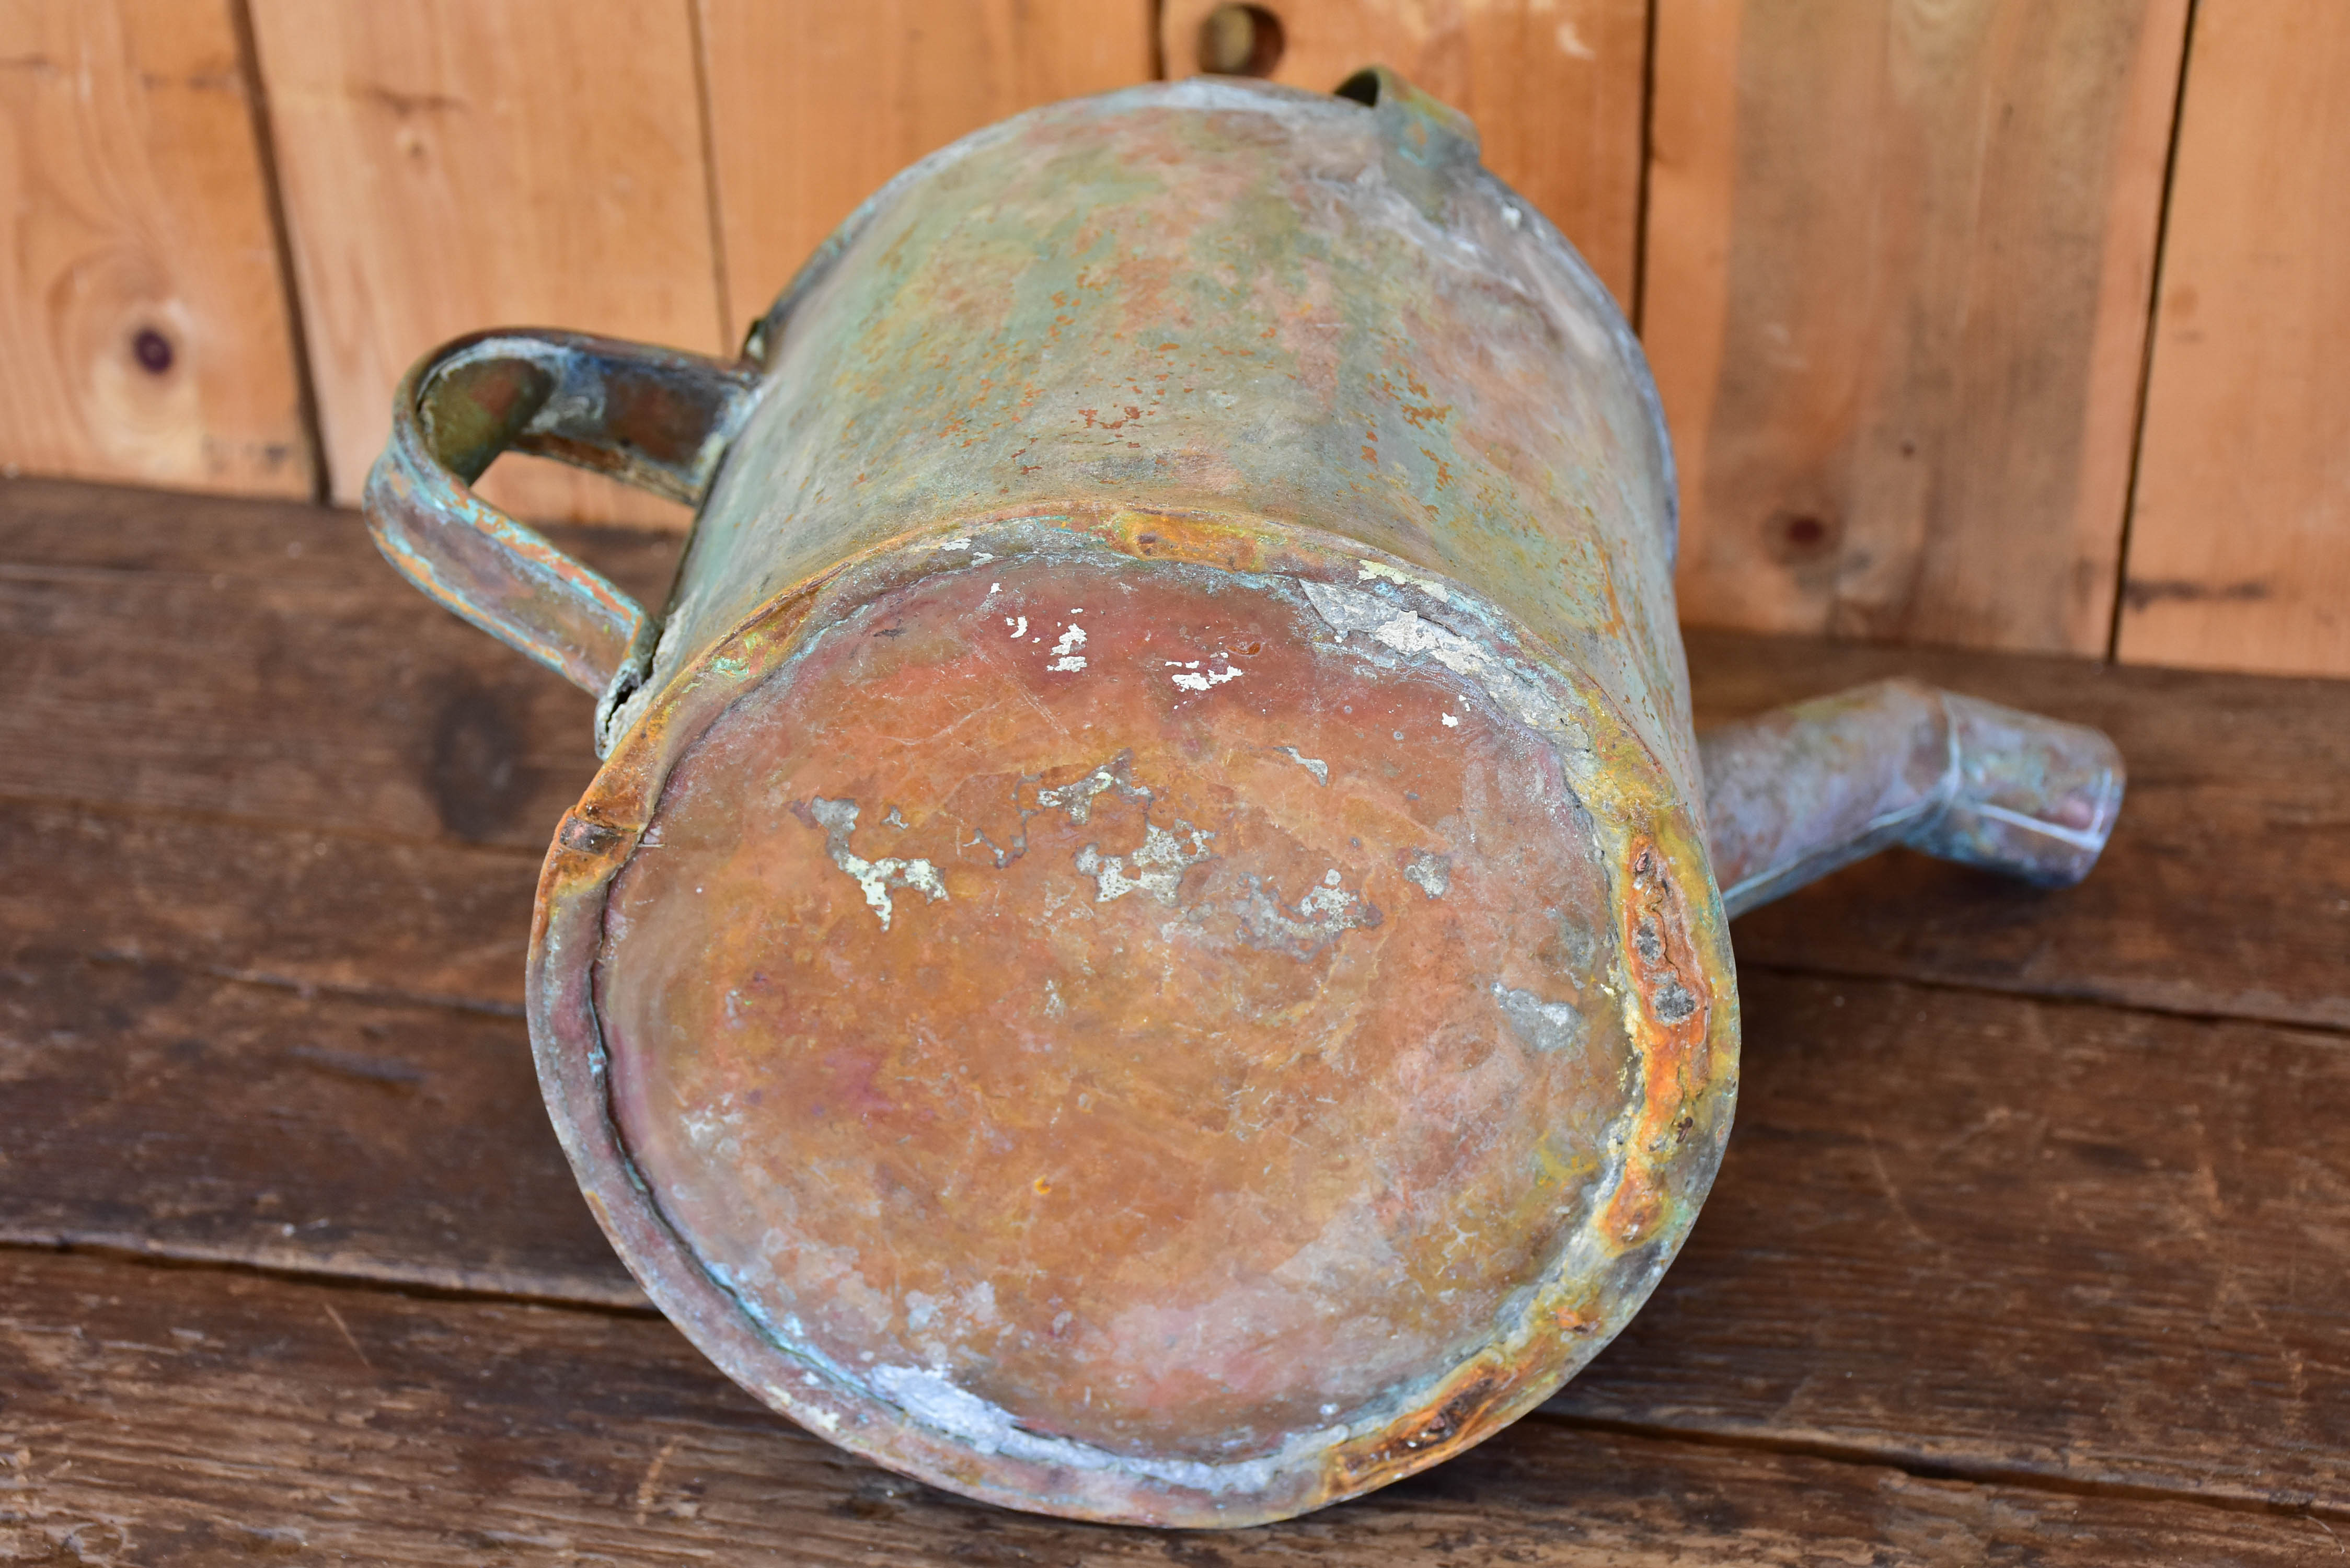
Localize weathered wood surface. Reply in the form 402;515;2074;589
698;0;1157;348
2;478;2345;1557
0;0;312;497
245;0;717;525
3;1248;2332;1566
1158;0;1650;311
0;478;668;851
0;954;635;1306
2117;0;2350;679
1645;0;2187;654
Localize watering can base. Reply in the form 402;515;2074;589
538;529;1722;1525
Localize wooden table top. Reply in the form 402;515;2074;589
2;477;2344;1565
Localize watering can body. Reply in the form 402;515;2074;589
364;74;2119;1527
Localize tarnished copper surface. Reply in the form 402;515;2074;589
602;552;1628;1461
529;513;1735;1525
360;68;2120;1530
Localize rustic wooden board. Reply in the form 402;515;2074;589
697;0;1157;345
0;0;312;497
2116;0;2350;679
1685;628;2350;1032
3;1249;2329;1565
245;0;719;525
0;478;671;851
1645;0;2187;653
0;954;637;1305
1157;0;1649;310
0;799;538;1012
9;921;2344;1511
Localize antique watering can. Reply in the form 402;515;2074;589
364;72;2122;1527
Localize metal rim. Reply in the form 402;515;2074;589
525;504;1738;1527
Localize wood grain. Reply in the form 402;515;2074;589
0;799;540;1012
0;0;311;496
1646;0;2188;653
0;955;639;1306
245;0;719;525
0;478;673;851
2;1249;2330;1565
1158;0;1650;309
2116;0;2350;678
697;0;1156;345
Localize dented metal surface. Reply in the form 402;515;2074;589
361;71;2122;1529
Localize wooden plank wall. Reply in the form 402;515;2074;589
2117;0;2350;679
1157;0;1652;310
0;0;2343;678
0;0;312;498
1646;0;2187;656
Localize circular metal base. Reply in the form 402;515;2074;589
529;512;1735;1526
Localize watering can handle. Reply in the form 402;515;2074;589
361;329;761;699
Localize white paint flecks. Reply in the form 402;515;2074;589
1356;558;1458;604
1171;665;1240;692
1442;713;1460;728
1074;821;1214;905
865;1362;1342;1495
1036;756;1145;824
1300;579;1580;750
1049;622;1087;672
1492;981;1586;1056
1275;745;1329;786
1403;848;1452;899
1231;872;1382;960
806;798;948;931
1006;615;1027;639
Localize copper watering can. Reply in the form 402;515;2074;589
363;73;2122;1527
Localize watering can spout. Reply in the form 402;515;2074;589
1699;678;2126;918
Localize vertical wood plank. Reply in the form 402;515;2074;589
0;0;312;496
248;0;720;525
2117;2;2350;678
698;0;1157;347
1646;0;2187;653
1158;0;1650;311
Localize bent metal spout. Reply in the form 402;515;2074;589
360;71;2123;1527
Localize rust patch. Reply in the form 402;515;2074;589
1329;1362;1514;1489
1600;839;1715;1251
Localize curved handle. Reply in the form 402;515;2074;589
362;329;760;700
